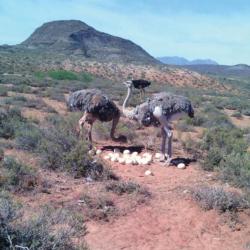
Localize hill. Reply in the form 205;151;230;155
178;64;250;78
157;56;218;65
20;20;158;65
0;20;223;90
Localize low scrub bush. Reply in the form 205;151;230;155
0;107;26;139
231;111;242;118
15;124;43;151
79;72;93;82
0;193;87;249
11;84;32;93
192;186;249;212
105;181;150;197
0;86;8;96
48;70;78;80
39;115;117;180
202;105;233;128
220;153;250;190
79;194;116;221
0;156;37;191
201;127;250;191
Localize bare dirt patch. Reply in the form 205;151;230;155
224;109;250;129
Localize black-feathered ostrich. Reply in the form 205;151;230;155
122;81;194;163
67;89;121;144
131;79;151;99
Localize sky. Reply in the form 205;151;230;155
0;0;250;65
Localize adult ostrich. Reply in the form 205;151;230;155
131;79;151;99
122;81;194;163
67;89;121;144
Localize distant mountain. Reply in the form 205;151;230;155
157;56;218;65
177;63;250;79
20;20;159;64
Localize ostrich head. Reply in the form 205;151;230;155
122;80;133;89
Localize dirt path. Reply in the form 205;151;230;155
85;160;250;250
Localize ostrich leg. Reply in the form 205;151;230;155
78;112;87;138
142;88;146;99
164;126;173;163
160;127;167;159
110;115;119;141
86;121;93;142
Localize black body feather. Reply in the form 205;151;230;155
132;79;151;89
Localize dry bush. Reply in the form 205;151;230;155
105;181;150;197
0;193;87;250
192;186;249;213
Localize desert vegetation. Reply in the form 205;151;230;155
0;49;250;249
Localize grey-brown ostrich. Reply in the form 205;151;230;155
67;89;121;144
131;79;151;99
122;80;194;163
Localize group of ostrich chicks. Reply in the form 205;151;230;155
67;79;194;166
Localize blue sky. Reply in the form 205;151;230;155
0;0;250;65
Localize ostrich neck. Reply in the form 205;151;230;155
122;87;135;119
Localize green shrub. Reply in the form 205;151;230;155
231;111;242;118
80;72;93;82
0;86;8;97
201;127;250;190
48;70;78;80
38;115;117;180
0;194;87;250
220;153;250;190
34;71;46;79
0;107;26;139
203;106;233;128
11;84;32;93
202;127;247;154
15;124;43;151
202;147;223;171
0;156;37;191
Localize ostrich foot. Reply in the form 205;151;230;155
164;157;172;167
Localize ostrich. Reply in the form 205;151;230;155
122;81;194;163
67;89;122;144
131;79;151;99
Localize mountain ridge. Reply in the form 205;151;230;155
157;56;218;65
20;20;159;65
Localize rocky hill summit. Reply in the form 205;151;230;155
21;20;158;64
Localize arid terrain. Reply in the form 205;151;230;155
0;20;250;250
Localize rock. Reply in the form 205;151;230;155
177;163;186;169
145;170;153;176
